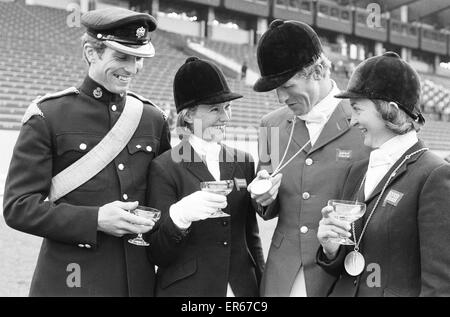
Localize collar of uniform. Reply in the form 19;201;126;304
369;130;418;168
79;76;126;109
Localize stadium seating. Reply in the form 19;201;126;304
1;1;450;151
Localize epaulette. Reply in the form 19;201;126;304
127;90;168;120
22;87;79;124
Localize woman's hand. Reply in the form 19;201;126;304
317;206;352;260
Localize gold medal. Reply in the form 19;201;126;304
250;179;272;195
344;251;365;276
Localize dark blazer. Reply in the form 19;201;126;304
3;77;171;296
146;140;264;297
317;141;450;297
257;103;369;296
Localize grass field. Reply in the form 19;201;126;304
0;130;276;297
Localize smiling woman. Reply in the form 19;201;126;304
146;57;265;297
186;102;231;142
349;98;398;148
317;51;450;297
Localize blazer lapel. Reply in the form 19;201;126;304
309;102;352;155
364;141;427;203
219;145;237;181
285;117;312;154
354;174;367;203
178;139;215;182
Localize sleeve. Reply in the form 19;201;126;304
2;116;99;246
315;245;347;277
245;160;265;285
145;158;189;267
418;164;450;296
316;162;361;277
158;119;171;155
255;117;280;220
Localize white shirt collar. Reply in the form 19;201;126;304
311;79;341;118
369;131;418;168
297;80;341;124
188;134;221;161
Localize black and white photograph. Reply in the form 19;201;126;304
0;0;449;301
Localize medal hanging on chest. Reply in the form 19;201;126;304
343;148;428;277
344;250;365;276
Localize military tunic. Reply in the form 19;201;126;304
3;76;171;296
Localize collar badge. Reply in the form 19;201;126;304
93;87;103;99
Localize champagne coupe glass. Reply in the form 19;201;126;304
128;206;161;246
200;180;234;218
327;200;366;245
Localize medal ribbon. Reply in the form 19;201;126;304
271;117;318;177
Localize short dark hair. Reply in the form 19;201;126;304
81;33;107;66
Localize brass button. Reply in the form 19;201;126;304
78;244;85;248
79;143;87;150
123;193;128;200
136;144;142;149
146;145;152;152
84;244;91;249
302;192;310;200
111;105;117;112
300;226;308;234
118;164;124;171
305;158;313;166
223;241;228;246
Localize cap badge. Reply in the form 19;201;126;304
93;87;103;99
136;27;145;39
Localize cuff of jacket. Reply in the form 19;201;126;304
72;205;99;250
258;197;279;220
316;245;346;277
164;215;191;244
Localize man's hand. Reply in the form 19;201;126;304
247;170;282;207
98;201;156;237
170;191;227;229
317;206;351;259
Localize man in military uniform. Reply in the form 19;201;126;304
248;20;369;296
3;7;171;296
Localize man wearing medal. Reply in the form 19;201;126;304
317;52;450;296
247;19;369;297
3;8;171;296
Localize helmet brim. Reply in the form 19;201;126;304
334;90;368;100
105;40;155;58
253;69;298;92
